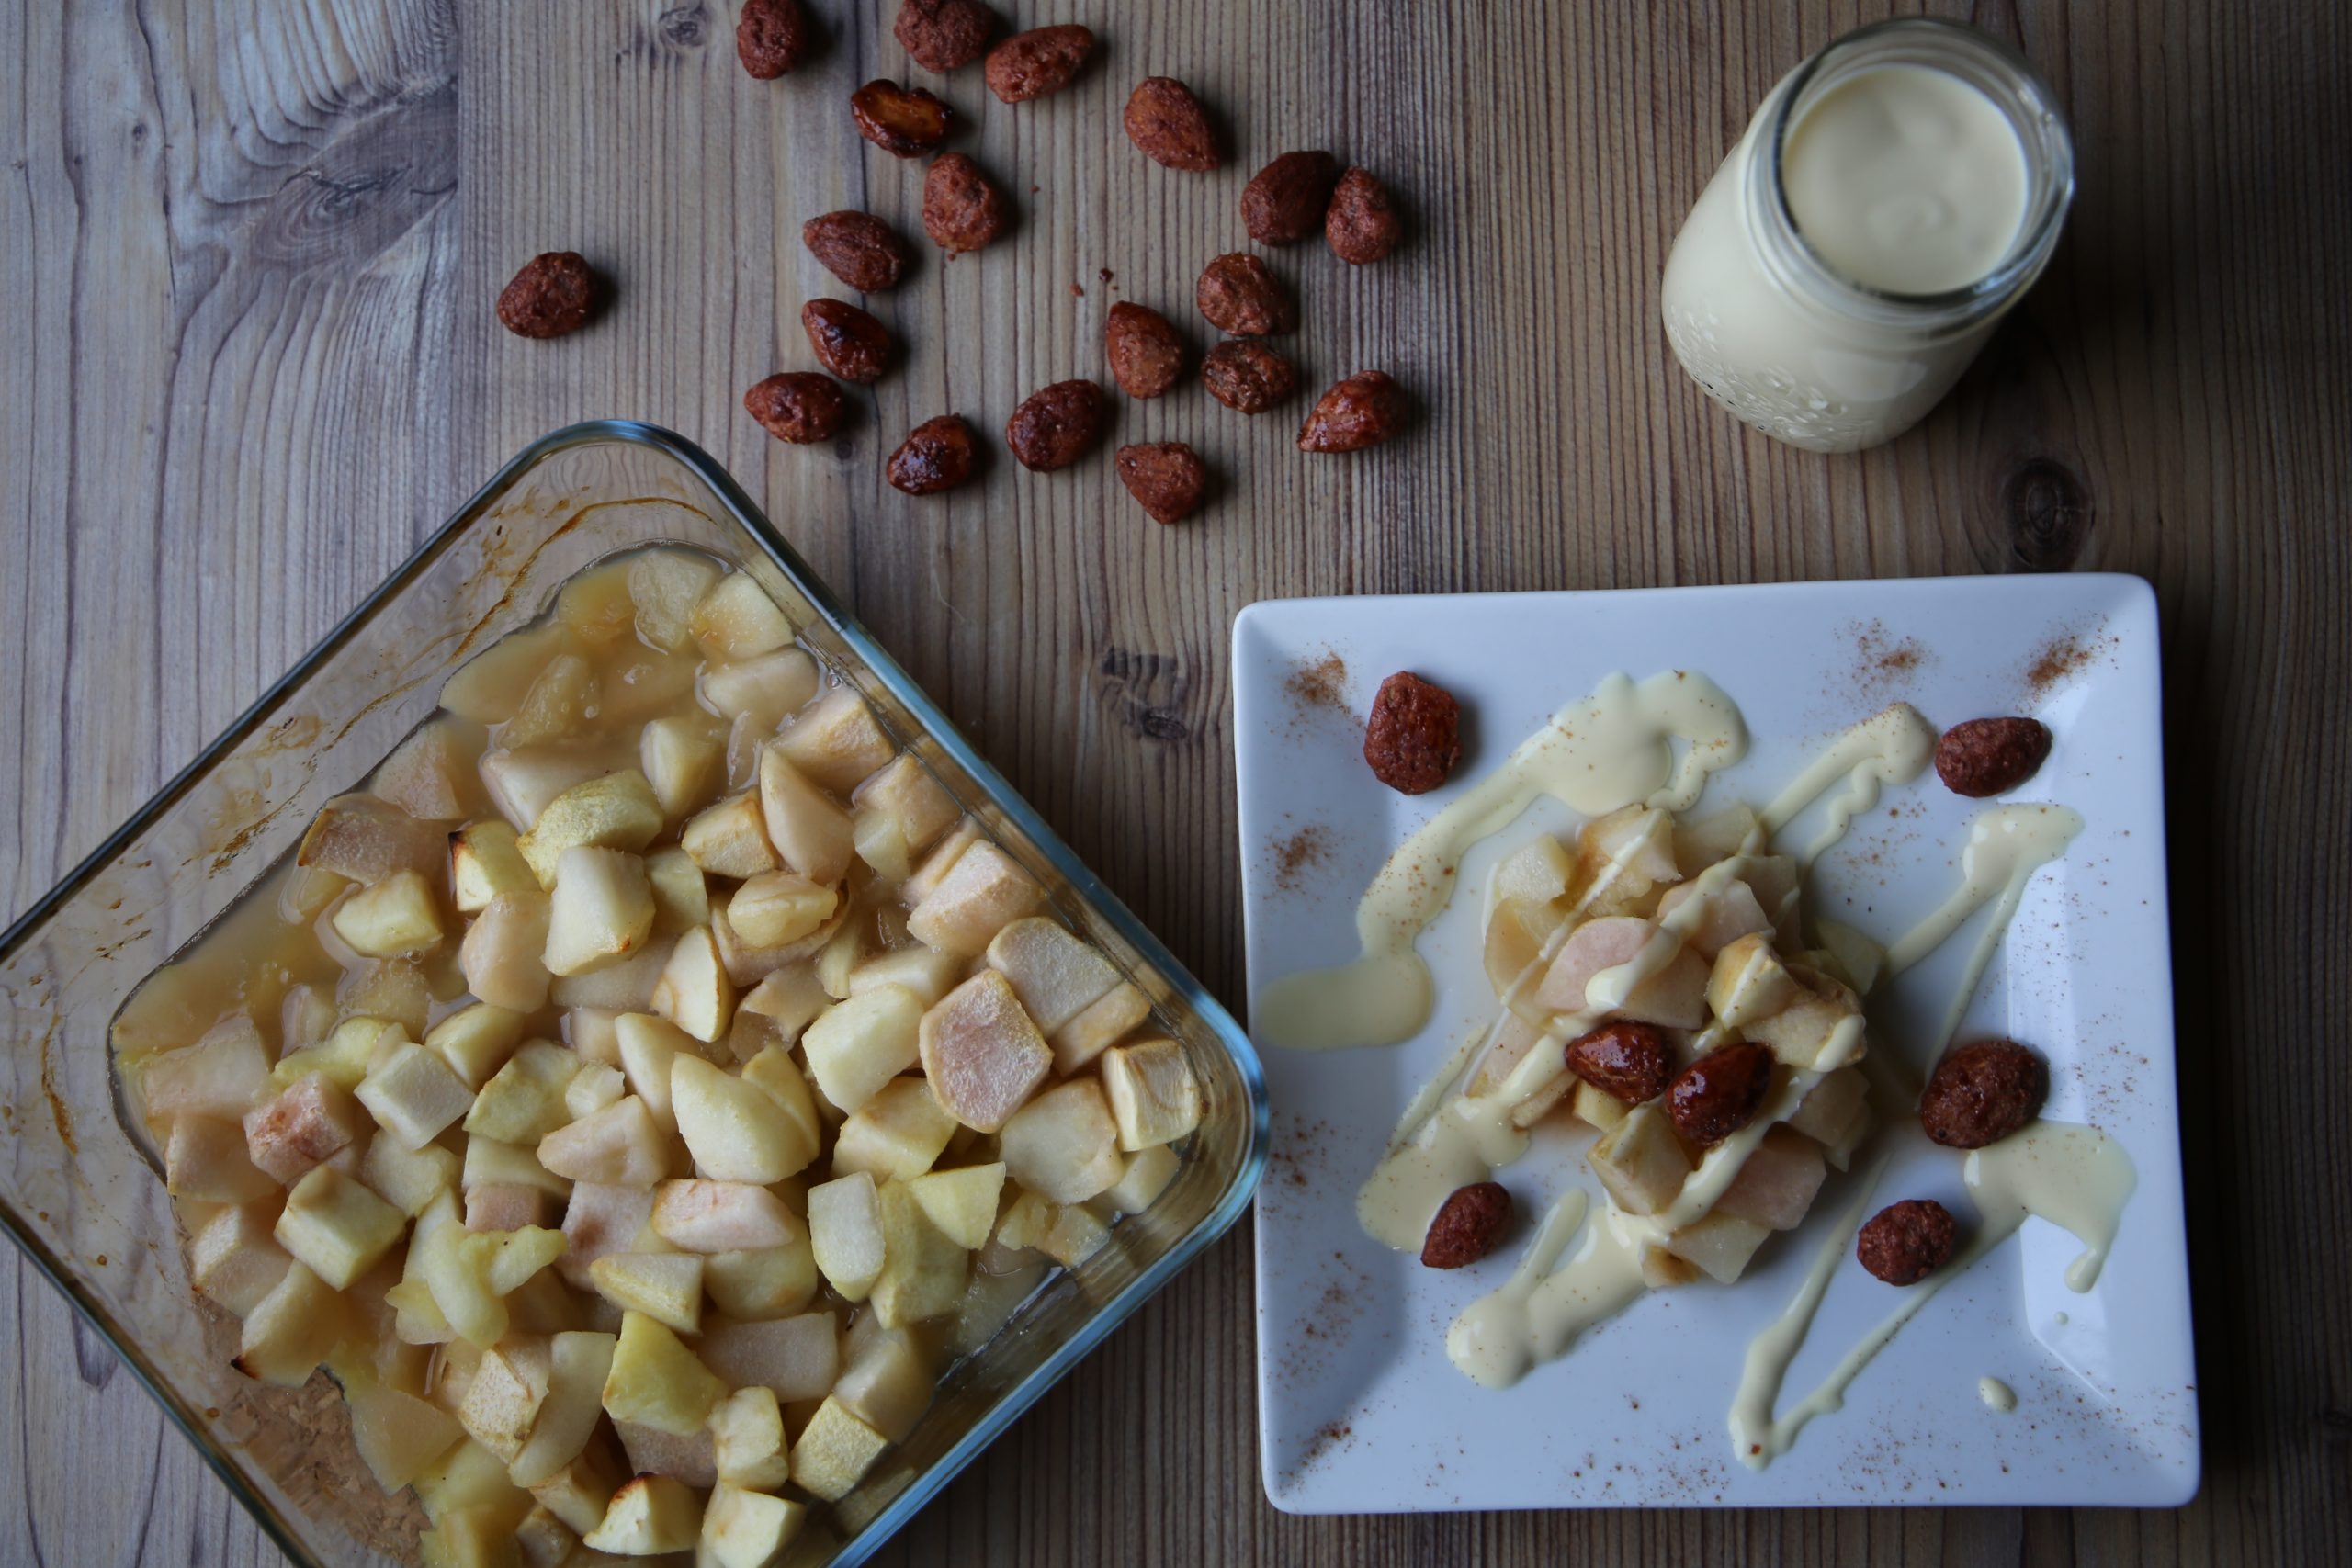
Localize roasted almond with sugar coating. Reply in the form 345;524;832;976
802;211;910;293
1565;1021;1673;1105
743;373;846;445
1363;671;1461;795
1124;77;1218;170
1327;166;1402;264
888;415;979;494
1196;253;1295;336
1104;302;1185;399
1201;340;1296;413
1005;380;1105;472
1242;151;1341;245
852;79;953;157
1422;1181;1511;1269
1917;1038;2047;1149
985;25;1094;103
1858;1199;1957;1285
800;299;891;383
894;0;994;73
1934;717;2052;798
1114;442;1208;524
737;0;815;78
497;252;598;339
1298;370;1406;452
1666;1040;1774;1147
922;152;1011;254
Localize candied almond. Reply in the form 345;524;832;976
852;79;953;157
1124;77;1218;170
1934;717;2052;798
1917;1039;2047;1149
985;25;1095;103
1422;1181;1511;1269
1565;1021;1673;1105
1327;166;1403;264
1241;151;1341;246
800;299;891;383
1666;1041;1773;1147
496;252;598;339
1857;1199;1958;1285
1196;253;1295;336
1104;302;1186;399
1005;380;1106;472
1114;442;1208;524
802;211;910;293
894;0;994;73
1363;671;1461;795
743;373;846;445
1298;370;1406;452
922;152;1012;254
888;415;980;494
737;0;815;78
1201;340;1297;413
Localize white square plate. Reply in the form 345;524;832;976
1235;574;2197;1512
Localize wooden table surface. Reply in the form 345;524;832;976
5;0;2347;1562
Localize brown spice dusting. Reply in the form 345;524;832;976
1272;825;1331;894
2026;632;2098;694
1285;649;1350;715
1849;618;1929;694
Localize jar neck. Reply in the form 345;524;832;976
1739;17;2075;339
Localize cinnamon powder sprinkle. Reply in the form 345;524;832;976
1272;825;1332;894
1285;650;1350;715
2027;634;2097;694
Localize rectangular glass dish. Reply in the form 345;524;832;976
0;421;1268;1566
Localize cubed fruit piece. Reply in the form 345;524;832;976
1046;981;1150;1075
636;711;725;826
1570;1078;1633;1134
509;1328;618;1486
788;1397;889;1503
271;1015;395;1091
739;964;829;1043
701;1484;805;1568
846;947;965;1008
189;1202;293;1316
808;1172;887;1302
851;807;913;883
589;1252;704;1334
918;971;1052;1133
1611;944;1711;1031
1483;896;1559;1001
582;1473;702;1555
1535;915;1657;1011
899;818;979;906
984;917;1120;1033
801;986;924;1114
683;792;780;879
673;1055;816;1182
814;916;867;999
630;550;725;651
697;1314;840;1404
365;1135;462;1217
1813;916;1887;996
243;1072;368;1184
906;840;1044;956
707;1386;791;1490
1713;1124;1830;1232
565;1063;627;1122
461;891;554;1012
1660;1210;1773;1284
703;647;820;732
466;1042;582;1145
300;797;447;885
616;1010;701;1133
350;1377;466;1491
1743;964;1867;1070
463;1224;567;1296
1573;805;1681;912
1588;1105;1695;1217
1655;875;1774;959
831;1325;933;1441
1785;1065;1869;1147
544;847;656;977
465;1134;571;1199
774;688;896;795
997;1190;1109;1269
439;622;572;724
526;1438;622;1533
479;745;615;835
712;902;832;989
872;1182;970;1329
651;925;736;1043
549;937;673;1011
1494;834;1574;905
275;1166;406;1289
140;1013;270;1120
833;1078;958;1182
513;1504;576;1568
705;1243;820;1321
410;1196;504;1347
603;1310;724;1436
852;755;958;874
376;717;486;821
1742;855;1802;937
538;1098;670;1189
757;746;854;886
232;1261;345;1385
516;772;665;887
500;653;598;749
1100;1039;1201;1151
728;873;838;952
1639;1244;1704;1289
1673;805;1762;874
643;847;708;936
466;1183;553;1232
359;1042;477;1151
1104;1144;1178;1214
428;1003;527;1089
457;1337;554;1462
694;572;795;660
1000;1079;1124;1204
559;1181;662;1285
651;1179;799;1253
338;957;433;1035
334;870;447;958
740;1046;823;1160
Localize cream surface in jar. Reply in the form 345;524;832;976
1661;19;2072;453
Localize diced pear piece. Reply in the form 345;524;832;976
549;936;673;1011
639;713;726;824
375;717;485;822
461;890;554;1012
364;1135;462;1218
1714;1125;1830;1231
651;1179;800;1253
275;1166;406;1289
851;807;914;884
1046;981;1150;1075
740;1046;823;1160
984;917;1120;1034
500;652;598;749
513;1505;576;1568
243;1072;368;1184
300;796;447;885
788;1397;889;1503
739;964;830;1043
556;559;639;643
1673;805;1761;875
728;873;838;951
457;1337;553;1462
567;1005;626;1066
615;1010;699;1133
693;572;795;660
918;971;1052;1133
428;1003;527;1090
905;840;1043;957
845;946;964;1009
1535;915;1654;1011
1639;1244;1704;1290
704;1242;820;1321
1660;1210;1773;1284
1104;1145;1178;1214
589;1252;705;1334
1706;931;1803;1028
1614;943;1711;1031
814;915;867;1000
832;1077;957;1182
903;1163;1006;1249
644;846;709;935
602;1310;724;1437
774;687;896;795
702;647;820;730
900;818;979;907
140;1013;270;1121
683;792;780;879
359;1042;477;1151
999;1079;1124;1204
700;1483;806;1568
466;1042;582;1145
334;870;447;958
349;1377;466;1491
757;746;854;886
1813;916;1887;996
1656;875;1774;959
479;745;615;833
516;772;665;886
853;754;958;869
463;1136;573;1198
1484;897;1561;1002
1494;834;1575;905
697;1314;841;1404
1588;1105;1695;1218
337;957;433;1036
538;1098;671;1188
1573;804;1681;914
1786;1065;1869;1146
189;1202;293;1316
582;1473;702;1555
831;1325;934;1441
629;550;725;651
410;1196;505;1347
465;1184;553;1233
270;1015;393;1092
801;986;924;1114
808;1172;888;1302
232;1261;345;1385
710;901;833;989
673;1055;816;1182
166;1114;278;1203
464;1224;567;1296
440;622;572;724
1742;853;1802;935
1743;964;1867;1070
651;925;735;1043
559;1181;661;1287
526;1438;623;1534
997;1190;1109;1268
707;1386;791;1491
543;847;655;977
1100;1039;1202;1152
1570;1078;1633;1134
871;1183;969;1329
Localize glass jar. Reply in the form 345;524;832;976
1660;18;2074;454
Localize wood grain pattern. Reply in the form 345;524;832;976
3;0;2346;1562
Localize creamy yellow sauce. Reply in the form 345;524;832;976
1978;1375;2018;1412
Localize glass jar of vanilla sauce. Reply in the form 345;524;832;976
1661;18;2075;453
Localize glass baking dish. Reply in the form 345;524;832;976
0;421;1268;1566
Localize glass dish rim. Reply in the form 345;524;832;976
0;417;1272;1567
